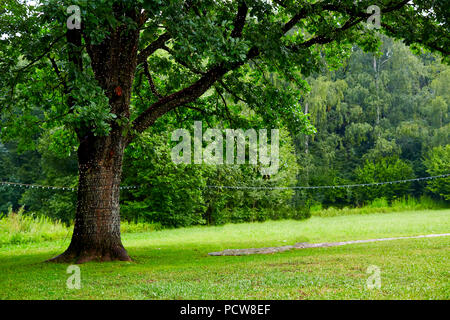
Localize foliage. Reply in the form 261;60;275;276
355;157;415;203
423;145;450;200
0;142;41;213
121;126;304;227
122;130;207;227
294;37;449;208
18;132;78;224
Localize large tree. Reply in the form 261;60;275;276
0;0;448;263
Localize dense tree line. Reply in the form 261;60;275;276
294;36;449;208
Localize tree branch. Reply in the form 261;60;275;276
130;2;253;139
9;34;65;105
231;2;248;38
143;61;163;99
215;86;234;125
381;22;450;56
48;56;68;93
160;44;206;75
129;0;413;142
131;64;229;137
15;34;66;73
137;32;171;65
218;80;251;105
288;1;411;52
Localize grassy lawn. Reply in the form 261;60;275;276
0;209;449;300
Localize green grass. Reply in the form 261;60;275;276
0;209;449;299
0;208;161;246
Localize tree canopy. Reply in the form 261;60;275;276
1;0;448;149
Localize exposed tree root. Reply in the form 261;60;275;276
47;245;132;264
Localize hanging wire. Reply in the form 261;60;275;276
205;174;450;190
0;181;139;192
0;174;448;192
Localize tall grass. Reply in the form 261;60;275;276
0;208;162;246
120;220;162;233
310;195;447;217
0;207;70;246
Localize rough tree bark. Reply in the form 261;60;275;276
49;131;131;263
49;8;140;263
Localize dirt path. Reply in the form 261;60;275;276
208;233;450;256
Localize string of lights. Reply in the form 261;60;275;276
205;174;450;190
0;181;138;192
0;174;448;192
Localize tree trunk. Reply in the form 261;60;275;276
48;129;131;263
47;12;141;263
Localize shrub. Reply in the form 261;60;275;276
122;127;303;227
355;157;415;204
214;206;310;224
368;197;389;208
423;145;450;200
121;132;207;228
